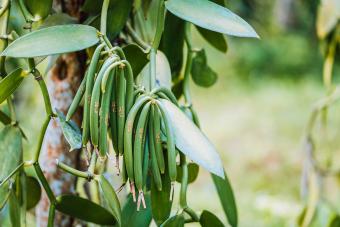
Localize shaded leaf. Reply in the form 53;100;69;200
196;26;227;53
160;12;185;79
211;171;237;227
176;163;199;184
161;214;185;227
123;44;148;77
191;49;217;87
0;110;11;125
24;0;52;20
2;25;99;57
159;99;224;178
122;193;152;227
0;181;11;211
56;194;116;225
199;210;224;227
97;175;121;226
151;165;172;225
56;110;82;151
39;13;77;29
26;177;41;210
0;68;25;104
165;0;259;38
330;215;340;227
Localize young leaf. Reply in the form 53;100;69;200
97;175;122;226
151;166;172;225
159;99;224;178
2;25;99;57
196;26;227;53
123;44;148;77
176;163;199;184
122;193;152;227
211;171;238;227
199;210;224;227
26;176;41;210
0;68;26;104
191;49;218;87
56;110;82;151
55;195;117;225
161;214;185;227
165;0;259;38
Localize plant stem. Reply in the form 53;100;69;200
100;0;110;36
184;207;199;222
34;163;56;203
56;160;93;180
125;23;150;51
179;153;188;208
33;115;51;162
183;23;193;105
47;203;55;227
88;152;98;174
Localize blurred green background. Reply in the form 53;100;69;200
12;0;340;226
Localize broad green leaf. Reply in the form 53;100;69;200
0;203;11;226
196;26;227;53
151;166;172;225
0;125;23;181
56;110;82;151
161;214;185;227
8;191;20;227
316;0;340;39
159;99;224;178
26;177;41;210
176;163;199;184
39;13;77;29
2;25;99;57
122;193;152;227
199;210;224;227
97;175;121;226
191;49;217;87
165;0;259;38
123;44;148;77
0;181;11;211
211;171;237;227
160;12;185;79
155;51;172;90
56;194;116;225
0;68;26;104
24;0;52;20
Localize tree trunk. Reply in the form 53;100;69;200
35;1;85;226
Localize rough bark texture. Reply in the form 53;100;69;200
35;1;85;226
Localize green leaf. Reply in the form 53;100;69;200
0;181;11;211
56;110;82;151
159;99;224;178
165;0;259;38
2;25;99;57
316;0;340;39
24;0;52;20
155;51;172;90
0;68;26;104
211;171;237;227
151;166;172;225
191;49;217;87
329;215;340;227
160;13;185;79
196;26;227;53
97;175;121;226
8;191;20;227
55;194;116;225
26;177;41;210
161;214;185;227
122;193;152;227
39;13;77;29
0;110;11;125
199;210;224;227
176;163;199;184
123;44;148;77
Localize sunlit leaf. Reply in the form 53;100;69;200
56;194;116;225
316;0;340;39
56;110;82;151
2;25;99;57
155;51;172;90
97;175;121;226
159;99;224;178
122;193;152;227
199;210;224;227
211;171;237;227
165;0;259;38
176;163;199;184
191;49;218;87
0;68;26;104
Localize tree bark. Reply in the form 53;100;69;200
35;1;85;226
